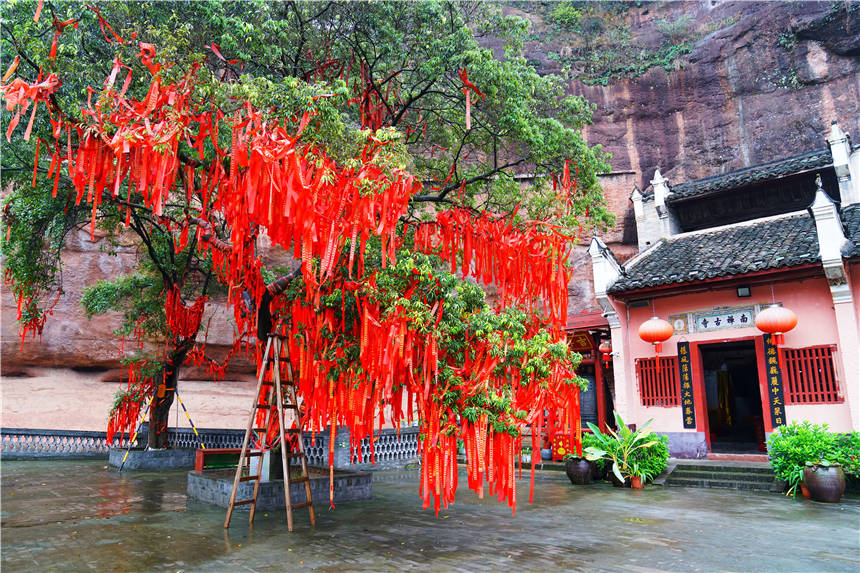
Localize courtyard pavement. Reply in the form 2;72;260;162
1;460;858;572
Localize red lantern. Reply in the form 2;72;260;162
639;317;673;355
598;340;612;365
755;305;797;346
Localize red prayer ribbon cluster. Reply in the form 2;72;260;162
6;32;589;515
415;208;573;333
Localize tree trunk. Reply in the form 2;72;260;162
148;337;195;449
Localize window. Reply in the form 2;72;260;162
636;357;679;407
783;345;842;404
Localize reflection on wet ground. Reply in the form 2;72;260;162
2;460;858;572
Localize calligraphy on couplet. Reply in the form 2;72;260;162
677;342;696;429
762;334;786;429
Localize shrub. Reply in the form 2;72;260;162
832;432;860;478
577;431;607;472
629;433;670;481
767;421;840;495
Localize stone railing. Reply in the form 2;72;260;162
2;425;421;469
1;428;112;459
0;426;246;459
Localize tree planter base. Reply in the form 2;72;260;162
109;447;196;470
187;467;372;509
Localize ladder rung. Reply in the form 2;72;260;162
290;476;310;484
255;403;270;409
284;404;299;410
231;499;255;506
285;428;302;433
244;451;263;457
253;427;268;432
239;474;260;482
290;501;313;510
286;453;305;459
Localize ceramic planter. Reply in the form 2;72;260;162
803;465;846;503
565;458;593;485
631;475;644;489
608;471;630;488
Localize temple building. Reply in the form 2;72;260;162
586;121;860;457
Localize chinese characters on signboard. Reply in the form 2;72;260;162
762;334;786;429
694;309;754;331
677;342;696;429
669;305;757;335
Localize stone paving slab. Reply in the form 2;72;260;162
2;460;859;572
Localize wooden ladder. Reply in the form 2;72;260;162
224;334;316;531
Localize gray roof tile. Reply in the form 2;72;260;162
608;213;820;293
842;204;860;258
665;148;833;202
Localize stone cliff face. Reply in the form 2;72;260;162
540;1;860;189
526;0;860;319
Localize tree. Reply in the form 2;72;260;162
2;1;611;512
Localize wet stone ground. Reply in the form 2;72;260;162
2;460;859;572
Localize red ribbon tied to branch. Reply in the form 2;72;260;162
459;69;485;131
49;16;79;59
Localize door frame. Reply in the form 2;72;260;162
689;335;769;451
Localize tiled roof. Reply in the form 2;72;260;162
608;213;820;293
566;310;609;331
665;148;833;202
842;204;860;258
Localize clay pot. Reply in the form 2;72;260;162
608;471;631;488
803;465;846;503
565;458;594;485
591;461;607;481
799;482;811;499
631;475;644;489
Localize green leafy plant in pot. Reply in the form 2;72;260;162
767;421;838;498
584;412;660;488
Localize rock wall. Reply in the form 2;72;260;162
534;0;860;320
561;1;860;189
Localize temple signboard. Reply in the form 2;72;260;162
669;304;771;335
677;342;696;429
762;334;787;429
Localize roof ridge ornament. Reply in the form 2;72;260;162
810;174;836;208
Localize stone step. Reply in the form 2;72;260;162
706;453;768;463
673;464;775;476
669;469;774;483
664;477;775;491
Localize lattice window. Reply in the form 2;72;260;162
783;345;841;404
636;357;680;407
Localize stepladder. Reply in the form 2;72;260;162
224;334;316;531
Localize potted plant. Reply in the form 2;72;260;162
583;412;663;488
563;452;593;485
803;460;846;503
767;421;838;498
629;461;645;489
582;432;608;481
